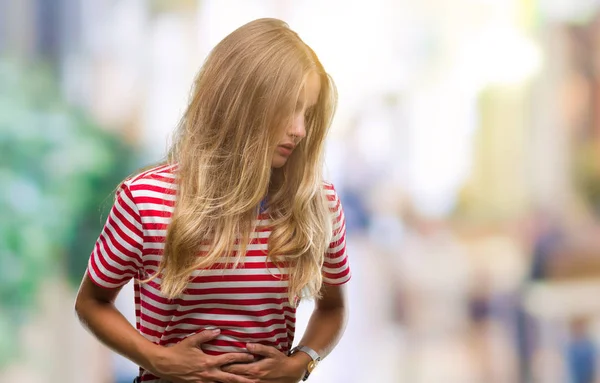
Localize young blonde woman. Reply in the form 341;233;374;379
75;18;350;383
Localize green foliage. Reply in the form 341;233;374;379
0;58;137;366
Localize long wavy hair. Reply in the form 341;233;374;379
149;18;337;304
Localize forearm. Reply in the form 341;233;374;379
296;305;348;359
75;298;162;374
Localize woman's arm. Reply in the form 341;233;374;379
285;283;349;374
75;275;164;374
75;274;254;383
297;283;348;351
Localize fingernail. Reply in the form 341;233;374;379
246;343;254;349
212;328;221;334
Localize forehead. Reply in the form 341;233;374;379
298;72;321;106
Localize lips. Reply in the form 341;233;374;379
279;143;295;150
277;143;295;156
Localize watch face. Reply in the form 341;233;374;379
308;360;318;373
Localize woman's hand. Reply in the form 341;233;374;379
221;343;307;383
151;329;256;383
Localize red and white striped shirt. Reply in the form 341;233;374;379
86;164;350;382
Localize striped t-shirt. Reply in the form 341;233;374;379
86;164;351;382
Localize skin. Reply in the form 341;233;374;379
75;70;348;383
271;71;321;168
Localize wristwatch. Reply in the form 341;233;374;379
289;345;321;381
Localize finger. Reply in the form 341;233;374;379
246;343;282;358
214;371;255;383
222;356;271;373
181;328;221;348
214;352;255;366
221;363;248;375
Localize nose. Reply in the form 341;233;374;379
288;114;307;140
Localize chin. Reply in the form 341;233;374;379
271;155;288;168
271;160;287;168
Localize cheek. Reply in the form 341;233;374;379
277;121;291;139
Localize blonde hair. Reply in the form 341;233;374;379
150;18;337;304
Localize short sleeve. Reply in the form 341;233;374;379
322;184;351;285
86;183;144;288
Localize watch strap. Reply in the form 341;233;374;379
293;345;321;362
289;345;321;381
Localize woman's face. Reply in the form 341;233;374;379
271;72;321;168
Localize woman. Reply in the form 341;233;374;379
75;18;350;383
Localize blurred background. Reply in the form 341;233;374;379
3;0;600;382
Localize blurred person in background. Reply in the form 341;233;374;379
74;18;350;383
516;12;600;383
